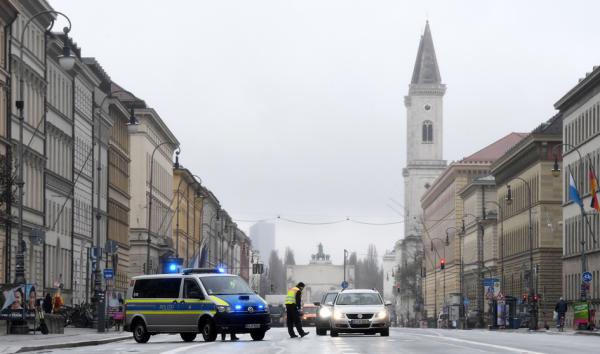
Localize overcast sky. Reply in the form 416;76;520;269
50;0;600;265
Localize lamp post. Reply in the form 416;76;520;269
431;236;449;326
200;210;221;267
146;143;179;274
343;249;348;284
445;226;461;328
485;201;504;295
551;143;597;302
462;212;485;328
505;178;537;330
14;10;75;286
92;90;138;332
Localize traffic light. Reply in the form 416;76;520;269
522;294;528;302
252;263;264;274
440;258;445;270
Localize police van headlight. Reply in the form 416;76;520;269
333;309;345;320
217;305;232;313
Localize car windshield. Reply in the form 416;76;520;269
200;276;254;295
336;293;382;305
303;307;317;314
323;293;337;304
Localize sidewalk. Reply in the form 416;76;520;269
0;327;130;354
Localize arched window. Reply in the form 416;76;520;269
422;120;433;143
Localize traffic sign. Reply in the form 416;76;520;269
582;271;593;284
103;268;114;280
341;280;349;289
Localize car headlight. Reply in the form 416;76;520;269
319;307;332;318
216;305;231;313
333;309;345;320
376;310;388;319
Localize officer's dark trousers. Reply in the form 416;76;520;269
285;304;304;337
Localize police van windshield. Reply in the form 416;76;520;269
200;276;254;295
335;293;382;306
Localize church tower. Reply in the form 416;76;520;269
403;21;447;237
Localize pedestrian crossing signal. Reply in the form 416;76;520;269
440;258;445;270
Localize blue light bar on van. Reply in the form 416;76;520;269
218;267;225;273
182;268;225;275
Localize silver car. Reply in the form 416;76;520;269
329;289;390;337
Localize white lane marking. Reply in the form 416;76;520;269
409;333;548;354
160;342;213;354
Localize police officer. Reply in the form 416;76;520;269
285;282;309;338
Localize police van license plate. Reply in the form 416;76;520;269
351;319;370;325
245;324;260;329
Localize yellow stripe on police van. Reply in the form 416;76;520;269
209;296;229;306
125;299;213;304
129;310;217;315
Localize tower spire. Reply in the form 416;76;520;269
411;21;442;85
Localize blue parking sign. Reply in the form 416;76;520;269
103;268;114;280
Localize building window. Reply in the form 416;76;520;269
422;120;433;143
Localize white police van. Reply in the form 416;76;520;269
124;268;270;343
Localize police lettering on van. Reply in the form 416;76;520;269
124;268;270;343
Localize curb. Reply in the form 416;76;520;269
574;330;600;336
15;335;130;353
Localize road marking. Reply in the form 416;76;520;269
409;333;548;354
160;342;213;354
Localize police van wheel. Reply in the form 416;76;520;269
200;319;217;342
250;329;266;341
133;321;150;343
180;333;197;342
380;328;389;337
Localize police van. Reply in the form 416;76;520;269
124;269;270;343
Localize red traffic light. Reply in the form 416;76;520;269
440;258;445;270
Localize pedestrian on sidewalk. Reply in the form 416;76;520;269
285;282;309;338
555;297;567;328
43;293;52;314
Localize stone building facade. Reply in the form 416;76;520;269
555;66;600;327
125;86;178;276
9;0;53;294
421;133;526;325
490;115;563;328
0;0;17;286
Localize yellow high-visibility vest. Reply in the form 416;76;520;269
285;287;300;305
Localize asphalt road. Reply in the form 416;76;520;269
30;327;600;354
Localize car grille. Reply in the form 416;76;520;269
346;313;373;319
349;323;371;328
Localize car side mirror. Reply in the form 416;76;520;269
385;301;392;306
326;301;333;306
313;302;320;306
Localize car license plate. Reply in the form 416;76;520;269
351;319;370;325
245;324;260;329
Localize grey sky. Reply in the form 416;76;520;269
50;0;600;265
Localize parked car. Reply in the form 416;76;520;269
315;291;339;335
269;304;286;327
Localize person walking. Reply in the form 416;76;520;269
285;282;309;338
555;297;568;328
43;293;52;314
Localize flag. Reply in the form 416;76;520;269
569;173;583;207
589;162;600;211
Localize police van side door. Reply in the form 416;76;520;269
180;277;208;331
154;277;183;332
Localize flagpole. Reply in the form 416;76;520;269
568;166;592;301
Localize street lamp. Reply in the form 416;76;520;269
92;89;139;332
146;143;180;274
173;157;203;264
485;201;504;296
505;178;537;330
14;10;74;286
